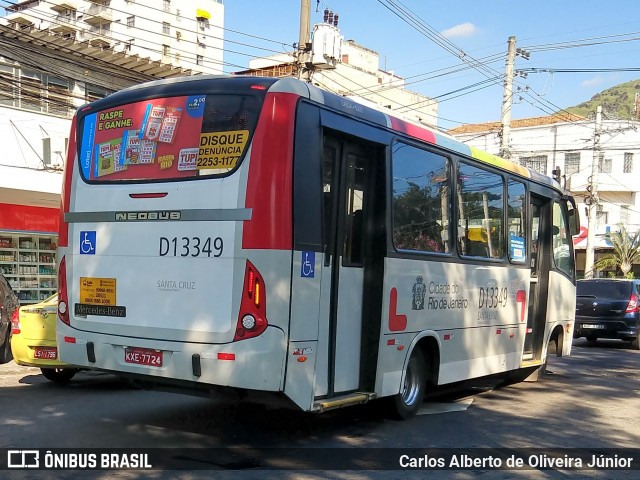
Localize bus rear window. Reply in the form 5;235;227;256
78;94;260;182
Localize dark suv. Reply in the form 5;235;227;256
1;274;20;363
574;279;640;349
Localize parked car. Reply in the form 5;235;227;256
574;279;640;349
1;274;20;363
10;293;80;383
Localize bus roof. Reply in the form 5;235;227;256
80;74;557;189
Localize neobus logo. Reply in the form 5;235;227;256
115;211;181;221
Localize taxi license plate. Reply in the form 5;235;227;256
583;324;605;329
34;347;57;359
124;347;163;367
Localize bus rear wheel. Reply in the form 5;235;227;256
390;348;426;419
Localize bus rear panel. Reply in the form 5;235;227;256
58;77;293;394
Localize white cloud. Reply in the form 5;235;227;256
580;76;606;88
441;22;478;39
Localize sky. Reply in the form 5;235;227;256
221;0;640;129
2;1;640;130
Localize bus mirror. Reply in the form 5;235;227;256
565;197;580;236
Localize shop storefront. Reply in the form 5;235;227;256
0;203;59;304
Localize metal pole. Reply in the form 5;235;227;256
584;105;602;279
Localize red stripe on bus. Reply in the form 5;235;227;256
243;92;297;250
389;117;436;144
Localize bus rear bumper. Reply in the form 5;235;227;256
56;324;286;392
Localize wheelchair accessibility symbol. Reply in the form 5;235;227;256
301;251;315;278
80;231;96;255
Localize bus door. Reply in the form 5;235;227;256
524;195;550;361
321;133;383;395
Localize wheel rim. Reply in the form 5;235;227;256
401;359;420;406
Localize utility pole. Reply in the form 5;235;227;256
297;0;312;81
500;36;516;160
584;105;602;279
500;37;529;160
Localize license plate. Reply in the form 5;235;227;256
582;324;605;329
124;347;163;367
34;347;57;359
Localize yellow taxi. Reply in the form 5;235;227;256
10;293;80;383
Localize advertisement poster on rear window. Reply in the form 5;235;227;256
79;95;251;181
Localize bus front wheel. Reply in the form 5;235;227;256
390;348;426;419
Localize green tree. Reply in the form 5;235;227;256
593;224;640;277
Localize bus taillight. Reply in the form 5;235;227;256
58;256;70;325
234;260;267;341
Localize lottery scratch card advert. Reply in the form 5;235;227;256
94;139;121;177
121;129;141;165
140;105;166;142
177;147;198;171
138;139;157;164
112;142;127;172
159;107;183;144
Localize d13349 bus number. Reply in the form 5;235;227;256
159;236;223;257
478;286;508;308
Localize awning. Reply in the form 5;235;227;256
196;9;211;19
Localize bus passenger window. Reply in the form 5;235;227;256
391;142;451;254
457;162;504;259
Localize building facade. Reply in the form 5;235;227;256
3;0;224;74
449;114;640;278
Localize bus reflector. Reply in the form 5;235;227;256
58;256;70;325
64;336;76;344
234;260;268;341
218;353;235;360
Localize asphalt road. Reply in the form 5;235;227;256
0;338;638;480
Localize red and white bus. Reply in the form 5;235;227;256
57;75;579;418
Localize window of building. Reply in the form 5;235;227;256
163;0;171;13
162;22;170;35
46;75;71;117
520;155;548;175
0;63;16;107
596;204;608;227
392;143;451;254
564;152;580;175
624;152;634;173
126;15;135;28
20;69;43;112
620;205;630;224
162;44;170;56
196;55;204;66
457;162;504;259
598;153;612;173
85;84;110;103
